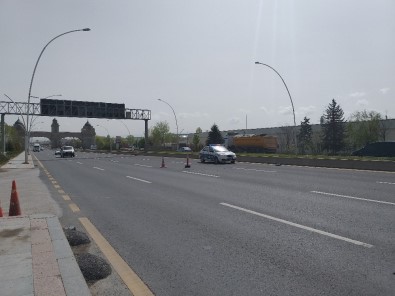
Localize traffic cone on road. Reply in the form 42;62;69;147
9;180;21;216
185;154;191;168
160;157;166;168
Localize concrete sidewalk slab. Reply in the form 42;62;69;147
0;153;91;296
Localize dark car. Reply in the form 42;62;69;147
177;147;192;152
60;146;75;158
351;142;395;157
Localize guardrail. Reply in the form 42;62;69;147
85;150;395;172
146;152;395;172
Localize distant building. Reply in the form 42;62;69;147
185;119;395;153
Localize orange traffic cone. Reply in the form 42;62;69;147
9;180;21;216
0;201;3;217
161;157;166;168
185;154;191;168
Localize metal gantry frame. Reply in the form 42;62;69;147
0;100;151;155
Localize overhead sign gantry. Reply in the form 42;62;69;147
0;99;151;154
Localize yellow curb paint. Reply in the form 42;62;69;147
69;203;80;212
62;195;71;201
52;180;58;184
54;184;60;189
58;190;65;194
79;217;154;296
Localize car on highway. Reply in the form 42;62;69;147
33;143;41;152
351;141;395;157
177;147;192;152
60;146;75;158
199;144;236;164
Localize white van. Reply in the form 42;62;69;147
33;143;41;152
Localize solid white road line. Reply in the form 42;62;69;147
93;167;105;171
126;176;152;183
76;162;83;164
220;203;373;248
182;171;220;178
311;190;395;206
377;181;395;185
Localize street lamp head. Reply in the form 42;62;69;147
82;28;91;31
157;99;162;101
30;94;62;99
254;61;261;65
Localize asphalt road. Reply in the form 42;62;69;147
36;150;395;296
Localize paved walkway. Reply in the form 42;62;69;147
0;152;91;296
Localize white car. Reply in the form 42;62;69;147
60;146;75;158
199;144;236;164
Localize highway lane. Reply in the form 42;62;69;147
36;151;395;295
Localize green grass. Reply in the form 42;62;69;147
235;152;395;161
143;150;395;162
0;150;22;166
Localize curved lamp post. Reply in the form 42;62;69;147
96;124;112;152
30;94;62;100
254;61;297;150
24;28;91;164
158;99;179;150
119;121;132;147
29;94;62;132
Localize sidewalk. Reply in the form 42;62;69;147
0;152;91;296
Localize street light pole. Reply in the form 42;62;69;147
30;94;62;100
25;28;90;164
254;61;298;150
29;94;62;132
96;124;112;152
119;121;132;147
158;98;179;150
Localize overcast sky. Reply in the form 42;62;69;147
1;0;394;137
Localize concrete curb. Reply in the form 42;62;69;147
0;215;92;296
0;153;91;295
141;152;395;172
44;215;91;296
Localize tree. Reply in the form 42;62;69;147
137;137;145;149
192;127;202;151
125;135;135;147
150;121;170;147
95;136;108;150
206;124;224;145
279;125;294;153
347;110;382;149
297;117;313;154
321;99;346;155
5;124;23;152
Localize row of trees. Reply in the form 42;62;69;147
297;99;387;155
1;124;23;153
146;98;388;155
3;98;387;156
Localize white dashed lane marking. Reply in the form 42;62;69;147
311;191;395;206
126;176;152;183
221;202;373;248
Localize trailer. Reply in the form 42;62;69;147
228;134;278;153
